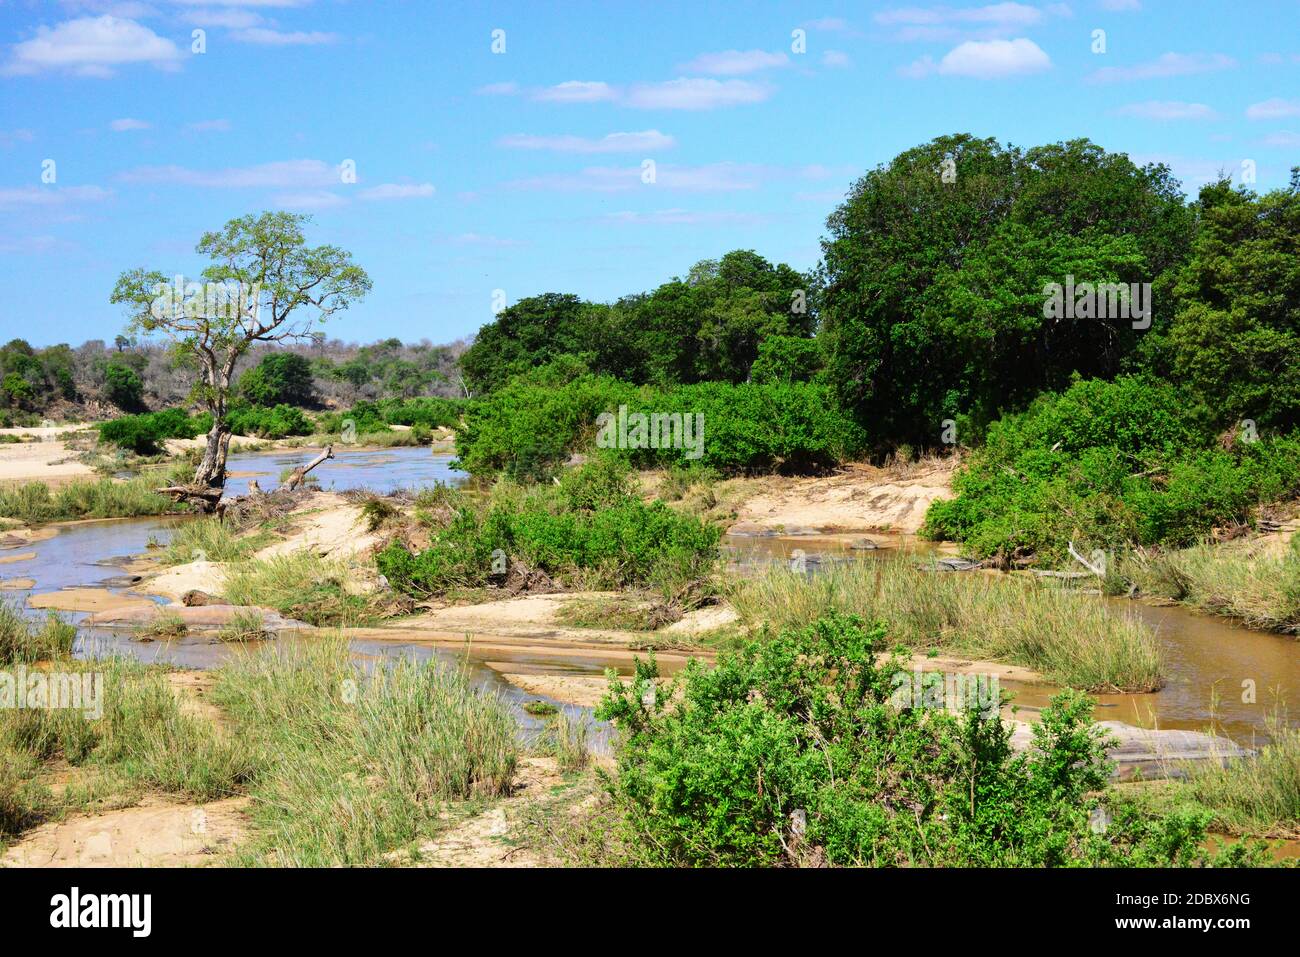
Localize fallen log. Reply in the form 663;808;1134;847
281;445;334;491
155;483;224;512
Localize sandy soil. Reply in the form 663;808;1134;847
142;560;228;602
395;756;590;868
0;577;35;590
0;796;249;867
84;602;308;632
254;493;380;560
0;551;37;565
26;587;158;615
727;461;955;535
0;431;95;485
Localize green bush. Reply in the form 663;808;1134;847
97;408;207;454
224;403;312;439
596;613;1259;867
378;462;720;597
923;377;1300;562
238;353;316;407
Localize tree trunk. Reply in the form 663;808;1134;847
193;421;232;496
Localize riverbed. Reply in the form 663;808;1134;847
4;444;1298;746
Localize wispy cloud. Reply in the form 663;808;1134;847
534;81;618;103
184;118;232;133
821;50;852;69
903;38;1051;78
230;28;338;46
505;162;769;193
1087;52;1235;83
1260;131;1300;147
0;185;113;209
120;159;342;188
498;130;675;153
675;49;789;75
0;129;36;149
876;3;1047;42
1246;97;1300;120
624;78;771;110
4;15;183;77
489;78;772;110
594;209;768;227
358;183;435;200
109;117;151;131
1115;100;1218;121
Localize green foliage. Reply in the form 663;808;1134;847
748;334;823;384
97;407;207;454
239;352;316;407
224;402;312;439
923;377;1300;561
454;362;865;479
378;462;720;598
0;478;175;524
0;339;79;412
103;361;144;412
819;135;1192;446
459;251;814;395
0;603;76;665
1163;173;1300;431
597;614;1248;867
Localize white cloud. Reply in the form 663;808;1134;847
0;185;113;208
875;3;1050;41
0;129;37;148
1098;0;1140;10
1246;98;1300;120
230;28;337;45
1087;52;1235;83
272;190;346;210
534;81;617;103
821;50;852;68
179;9;264;29
904;38;1051;78
476;81;519;96
358;183;436;200
110;117;151;131
624;78;771;110
1115;101;1217;121
506;161;767;193
498;130;675;153
4;16;183;77
120;159;341;188
1260;131;1300;147
675;49;789;75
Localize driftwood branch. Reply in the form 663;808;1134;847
282;445;334;491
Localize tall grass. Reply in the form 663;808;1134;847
1173;718;1300;836
213;636;518;866
222;551;384;626
160;517;269;566
1120;542;1300;634
0;477;176;524
728;558;1164;692
0;602;76;664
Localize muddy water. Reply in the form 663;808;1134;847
722;533;1299;744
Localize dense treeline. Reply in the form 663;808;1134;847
452;134;1300;563
0;335;467;426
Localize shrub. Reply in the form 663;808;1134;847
97;407;207;454
225;403;312;439
597;614;1255;867
923;377;1300;562
238;353;315;407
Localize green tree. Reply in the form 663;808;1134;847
103;361;144;411
239;352;316;407
111;212;370;505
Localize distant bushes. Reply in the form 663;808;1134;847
316;397;463;439
923;376;1300;563
222;403;312;439
97;407;207;454
453;359;865;479
0;478;176;524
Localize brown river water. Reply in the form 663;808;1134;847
3;446;1297;748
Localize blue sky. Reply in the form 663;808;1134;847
1;0;1298;347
